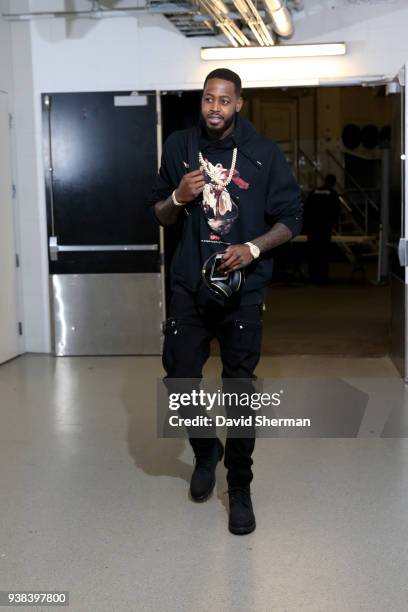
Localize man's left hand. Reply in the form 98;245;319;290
219;244;254;273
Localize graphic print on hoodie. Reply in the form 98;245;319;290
201;160;249;238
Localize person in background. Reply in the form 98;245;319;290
304;174;341;284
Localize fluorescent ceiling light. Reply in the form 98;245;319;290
201;43;346;60
245;78;320;87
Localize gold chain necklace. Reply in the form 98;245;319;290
198;148;238;188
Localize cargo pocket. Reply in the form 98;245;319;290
162;317;181;375
162;317;180;336
218;312;263;378
162;316;209;377
231;318;263;354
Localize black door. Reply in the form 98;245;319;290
43;91;162;356
43;91;159;273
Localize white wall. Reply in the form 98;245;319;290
29;1;408;93
8;0;51;354
0;3;17;362
9;0;408;352
0;1;27;359
0;1;13;93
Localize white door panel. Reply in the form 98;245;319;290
0;92;19;364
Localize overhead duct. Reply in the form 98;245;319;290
1;1;218;38
262;0;294;38
2;0;294;45
195;0;251;47
1;5;191;19
230;0;274;46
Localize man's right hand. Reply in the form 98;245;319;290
174;170;205;204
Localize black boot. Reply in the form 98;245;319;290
190;438;224;502
228;486;256;535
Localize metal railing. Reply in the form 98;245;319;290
298;147;380;237
325;149;380;235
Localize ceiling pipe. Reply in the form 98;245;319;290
196;0;251;47
262;0;294;38
2;1;293;46
1;5;195;20
231;0;274;46
2;3;257;48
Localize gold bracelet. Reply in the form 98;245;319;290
171;190;185;207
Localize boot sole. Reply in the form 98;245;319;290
189;481;216;503
228;521;256;535
189;439;224;503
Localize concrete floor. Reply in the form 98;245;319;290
1;353;408;612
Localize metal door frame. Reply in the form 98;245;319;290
42;89;166;355
156;91;166;323
402;65;408;381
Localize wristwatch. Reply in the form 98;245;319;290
245;241;260;259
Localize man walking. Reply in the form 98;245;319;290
150;69;303;535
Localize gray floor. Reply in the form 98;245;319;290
1;353;408;612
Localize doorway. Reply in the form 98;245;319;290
160;82;403;366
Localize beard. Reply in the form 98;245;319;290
201;111;236;139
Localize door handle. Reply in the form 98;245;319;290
398;238;408;266
49;236;158;261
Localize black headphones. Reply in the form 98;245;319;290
201;251;243;298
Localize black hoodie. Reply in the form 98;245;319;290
150;114;303;305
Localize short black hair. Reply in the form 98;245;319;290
203;68;242;97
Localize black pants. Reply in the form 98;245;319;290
162;290;263;488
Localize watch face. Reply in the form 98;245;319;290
247;243;259;258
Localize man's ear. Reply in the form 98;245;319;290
236;96;244;112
